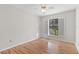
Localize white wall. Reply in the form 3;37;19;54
76;7;79;52
39;9;76;43
0;5;39;50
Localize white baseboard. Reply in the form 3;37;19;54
41;35;75;44
0;36;38;51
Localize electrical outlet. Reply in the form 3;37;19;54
9;40;13;42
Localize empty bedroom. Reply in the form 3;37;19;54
0;4;79;54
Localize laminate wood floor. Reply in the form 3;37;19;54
0;38;78;54
48;39;78;54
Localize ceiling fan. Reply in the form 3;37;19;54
40;4;54;13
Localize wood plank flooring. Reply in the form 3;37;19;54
48;39;78;54
0;38;78;54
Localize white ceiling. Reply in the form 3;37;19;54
12;4;79;16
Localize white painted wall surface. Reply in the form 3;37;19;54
76;7;79;52
0;5;39;50
39;9;76;43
